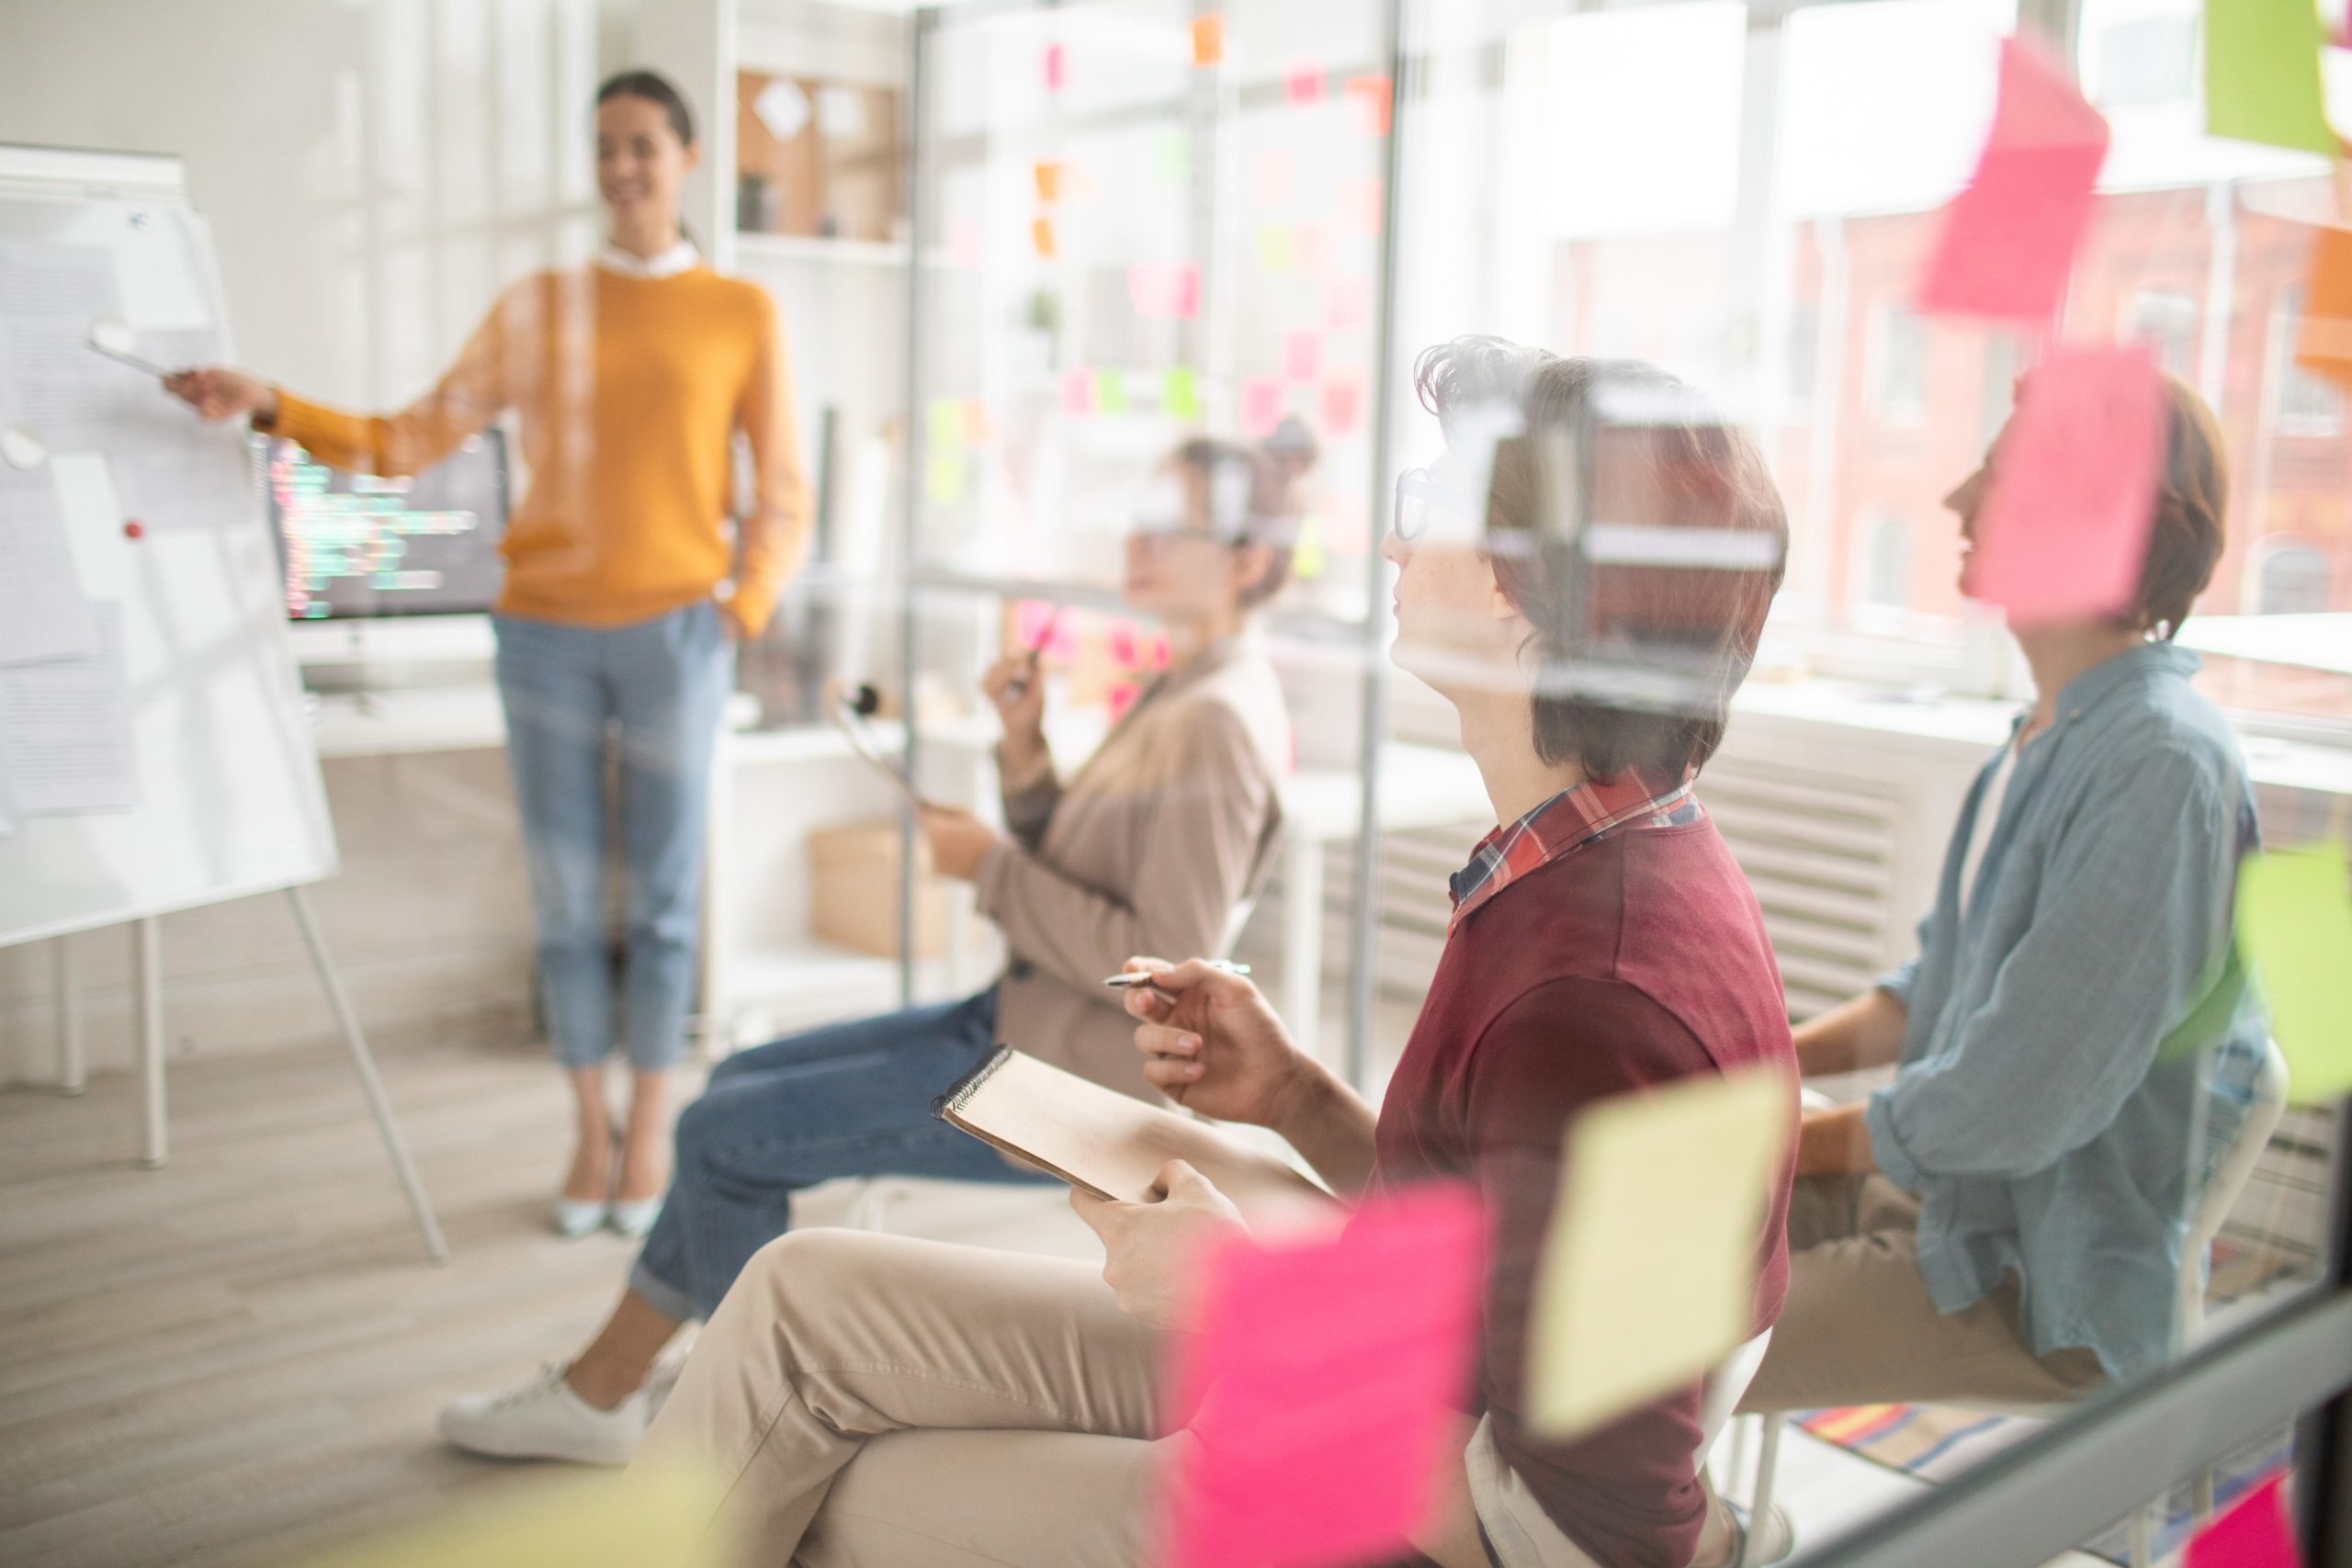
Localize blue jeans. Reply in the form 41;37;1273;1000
628;988;1050;1323
493;603;732;1071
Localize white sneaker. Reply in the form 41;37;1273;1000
437;1364;649;1465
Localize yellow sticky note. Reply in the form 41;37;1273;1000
2237;846;2352;1105
1293;511;1327;581
926;398;964;454
1255;224;1293;274
1526;1067;1792;1439
302;1464;727;1568
1034;161;1064;204
926;451;966;504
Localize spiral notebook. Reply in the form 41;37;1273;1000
933;1047;1334;1224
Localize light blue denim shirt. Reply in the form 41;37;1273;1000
1866;642;2267;1383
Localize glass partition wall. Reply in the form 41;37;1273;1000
899;0;1405;1084
900;1;2349;1562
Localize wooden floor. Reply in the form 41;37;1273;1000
0;1026;1114;1568
0;1032;666;1566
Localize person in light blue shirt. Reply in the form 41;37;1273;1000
1723;371;2266;1465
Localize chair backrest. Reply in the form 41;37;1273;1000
1698;1326;1774;1461
2176;1037;2291;1346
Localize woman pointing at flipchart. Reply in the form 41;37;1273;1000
166;70;809;1240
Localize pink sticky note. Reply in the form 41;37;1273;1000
1285;65;1324;103
947;219;984;269
1105;680;1142;726
1283;331;1320;382
1043;43;1067;92
1970;344;2164;626
1127;262;1202;319
1240;378;1283;436
1321;373;1363;435
1250;149;1295;210
1060;367;1095;415
2185;1476;2301;1568
1327;275;1372;333
1107;619;1140;668
1160;1187;1485;1568
1012;599;1057;649
1916;38;2110;325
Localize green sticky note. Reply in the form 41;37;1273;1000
2205;0;2338;157
925;398;963;454
2236;846;2352;1104
1164;367;1201;420
925;451;965;504
1094;370;1127;413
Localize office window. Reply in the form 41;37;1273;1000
2090;15;2197;107
1857;510;1914;611
2276;291;2345;435
1786;300;1819;409
1870;303;1927;425
2253;541;2333;615
2122;291;2198;379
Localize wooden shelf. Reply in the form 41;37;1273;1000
734;231;910;266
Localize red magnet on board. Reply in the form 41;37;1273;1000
123;520;145;539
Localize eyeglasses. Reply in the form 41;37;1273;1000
1391;467;1486;546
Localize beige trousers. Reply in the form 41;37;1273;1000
637;1227;1175;1567
1738;1173;2106;1414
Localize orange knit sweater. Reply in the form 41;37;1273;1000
266;265;808;635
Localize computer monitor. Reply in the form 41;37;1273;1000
262;429;507;619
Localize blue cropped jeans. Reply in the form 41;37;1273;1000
628;987;1053;1324
493;602;732;1072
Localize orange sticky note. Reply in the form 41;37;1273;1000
1916;38;2110;326
1033;162;1063;203
1970;344;2165;626
1031;216;1057;259
1191;14;1225;66
959;399;993;446
1343;175;1385;235
2295;224;2352;395
1345;74;1392;136
1321;372;1363;435
1293;222;1329;278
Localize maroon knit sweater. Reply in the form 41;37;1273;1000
1366;810;1797;1568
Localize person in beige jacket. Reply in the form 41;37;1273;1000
434;423;1315;1466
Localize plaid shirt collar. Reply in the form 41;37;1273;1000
1447;772;1699;930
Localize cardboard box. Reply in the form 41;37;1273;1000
807;818;947;959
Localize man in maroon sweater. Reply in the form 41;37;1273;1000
637;340;1797;1568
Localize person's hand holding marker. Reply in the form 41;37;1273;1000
162;366;278;424
980;607;1062;777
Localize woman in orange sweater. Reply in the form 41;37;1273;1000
168;71;809;1239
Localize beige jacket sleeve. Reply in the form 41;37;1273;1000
973;701;1278;993
997;745;1064;851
